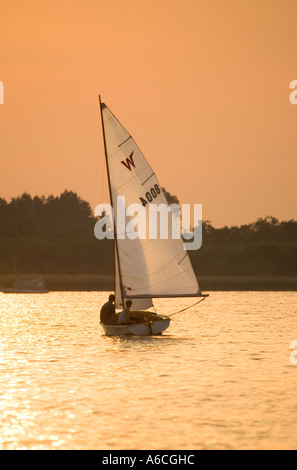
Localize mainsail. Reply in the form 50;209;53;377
100;98;201;309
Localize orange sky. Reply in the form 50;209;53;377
0;0;296;227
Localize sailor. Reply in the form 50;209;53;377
118;300;136;324
100;294;117;324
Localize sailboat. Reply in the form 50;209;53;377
99;97;207;336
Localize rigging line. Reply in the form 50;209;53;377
116;235;154;261
141;172;155;185
111;166;152;194
118;135;132;147
131;250;186;288
168;297;207;318
128;244;184;285
130;263;196;292
178;252;188;265
128;246;193;288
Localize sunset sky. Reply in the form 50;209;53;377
0;0;296;227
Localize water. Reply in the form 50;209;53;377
1;291;297;450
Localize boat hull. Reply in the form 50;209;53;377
0;288;49;294
100;318;170;336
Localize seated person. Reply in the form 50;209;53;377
118;300;136;325
100;294;117;324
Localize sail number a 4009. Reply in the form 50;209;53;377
140;184;161;207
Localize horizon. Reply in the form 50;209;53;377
1;189;296;230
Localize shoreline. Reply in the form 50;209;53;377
0;274;296;292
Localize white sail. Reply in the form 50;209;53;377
101;102;201;305
114;248;153;309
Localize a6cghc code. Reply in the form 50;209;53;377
145;455;195;465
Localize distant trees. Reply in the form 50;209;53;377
0;191;296;276
0;191;93;237
161;187;180;206
190;216;297;276
0;191;112;275
201;216;297;244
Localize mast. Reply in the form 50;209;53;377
99;95;125;307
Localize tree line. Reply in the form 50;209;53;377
0;191;296;276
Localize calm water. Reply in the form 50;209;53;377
1;291;297;450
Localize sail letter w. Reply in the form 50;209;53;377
121;152;135;171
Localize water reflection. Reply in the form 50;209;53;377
1;291;297;449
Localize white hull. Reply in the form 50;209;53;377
0;288;49;294
101;318;170;336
